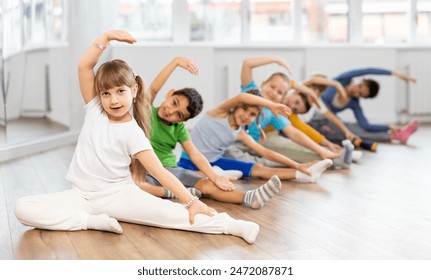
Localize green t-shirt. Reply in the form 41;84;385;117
150;106;191;167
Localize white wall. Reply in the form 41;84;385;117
7;44;430;133
107;45;425;127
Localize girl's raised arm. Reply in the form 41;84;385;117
208;93;291;119
241;56;291;87
77;30;137;104
149;56;199;103
305;75;347;102
391;70;417;84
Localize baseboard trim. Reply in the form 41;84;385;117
0;130;79;163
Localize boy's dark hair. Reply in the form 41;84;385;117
298;92;311;113
173;88;203;120
362;78;379;98
244;88;262;97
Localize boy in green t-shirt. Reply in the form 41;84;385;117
136;56;281;209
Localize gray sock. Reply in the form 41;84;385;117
243;175;281;209
342;139;354;164
163;187;202;198
332;148;350;169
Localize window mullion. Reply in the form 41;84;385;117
408;0;418;42
241;0;250;43
173;0;189;43
293;0;301;42
349;0;362;43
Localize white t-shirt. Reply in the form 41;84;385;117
66;97;152;191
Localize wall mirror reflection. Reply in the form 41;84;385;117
0;0;70;147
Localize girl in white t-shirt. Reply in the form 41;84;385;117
14;30;259;244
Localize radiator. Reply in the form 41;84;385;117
407;64;431;115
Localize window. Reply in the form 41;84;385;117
188;0;241;42
301;0;349;43
362;0;409;43
417;0;431;41
2;0;22;57
46;0;68;43
249;0;294;41
109;0;429;44
116;0;173;41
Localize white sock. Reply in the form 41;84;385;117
295;159;333;183
87;214;123;234
352;151;363;162
243;175;281;209
332;148;350;169
212;166;243;178
342;139;354;164
227;219;260;244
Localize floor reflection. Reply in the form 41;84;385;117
0;117;69;146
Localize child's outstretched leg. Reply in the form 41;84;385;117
332;148;349;169
390;119;419;144
342;139;354;165
333;140;353;169
243;175;281;209
295;159;333;183
195;177;280;209
226;218;260;244
87;213;123;233
101;185;260;244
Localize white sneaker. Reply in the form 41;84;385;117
352;151;363;162
212;166;243;178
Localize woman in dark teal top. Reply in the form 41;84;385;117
310;67;418;145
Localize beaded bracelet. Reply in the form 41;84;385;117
185;196;199;209
93;40;110;50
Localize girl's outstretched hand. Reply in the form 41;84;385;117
213;175;237;191
271;103;292;119
175;57;200;75
188;200;217;224
106;30;137;44
392;71;417;84
276;58;292;75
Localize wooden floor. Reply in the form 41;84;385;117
1;125;431;260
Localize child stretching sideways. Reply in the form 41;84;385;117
178;89;333;182
135;56;281;209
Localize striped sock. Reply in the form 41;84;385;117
163;187;202;198
342;139;354;164
243;175;281;209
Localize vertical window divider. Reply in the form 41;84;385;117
408;0;418;43
241;0;250;43
349;0;362;43
293;0;301;42
173;0;189;43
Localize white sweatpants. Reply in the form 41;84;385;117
14;184;234;235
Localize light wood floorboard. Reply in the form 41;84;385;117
1;125;430;260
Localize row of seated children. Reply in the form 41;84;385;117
13;30;419;245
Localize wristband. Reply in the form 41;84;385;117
94;40;110;50
185;196;199;209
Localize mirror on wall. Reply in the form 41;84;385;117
0;0;70;148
